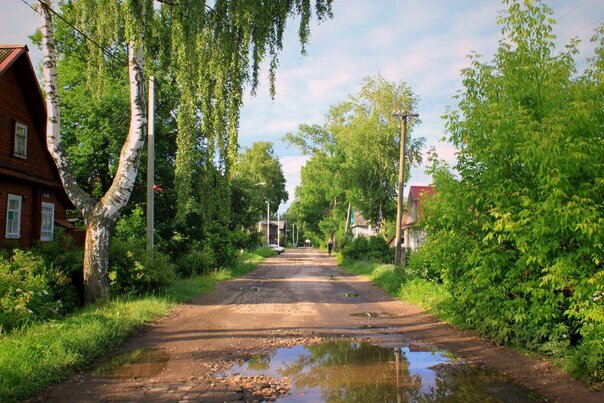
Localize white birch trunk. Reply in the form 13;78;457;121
40;0;147;303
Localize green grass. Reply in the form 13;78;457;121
0;254;263;402
338;257;451;317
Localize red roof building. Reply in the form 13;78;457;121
402;185;435;249
0;45;74;248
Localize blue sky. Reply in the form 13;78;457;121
3;0;603;213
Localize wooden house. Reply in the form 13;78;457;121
401;185;435;250
0;45;74;248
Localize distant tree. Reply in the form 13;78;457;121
232;142;288;221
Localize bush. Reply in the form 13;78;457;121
109;238;175;295
406;245;441;281
342;236;392;263
0;250;70;333
175;243;216;277
33;230;84;309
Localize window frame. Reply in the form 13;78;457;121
13;121;28;159
40;202;55;241
5;194;22;239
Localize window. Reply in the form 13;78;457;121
14;122;27;158
5;194;22;238
41;202;55;241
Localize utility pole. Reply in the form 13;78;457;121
392;109;418;268
266;201;270;245
146;76;155;252
277;211;280;246
344;202;351;239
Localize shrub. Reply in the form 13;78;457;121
406;245;441;281
109;238;175;295
0;250;68;333
175;243;216;277
342;236;392;263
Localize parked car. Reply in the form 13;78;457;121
268;244;285;254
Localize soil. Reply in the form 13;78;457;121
36;248;603;402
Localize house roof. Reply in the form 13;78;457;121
0;44;73;208
0;45;28;75
0;45;46;130
351;210;371;227
409;185;435;217
401;185;435;228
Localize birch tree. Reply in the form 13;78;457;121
38;0;333;303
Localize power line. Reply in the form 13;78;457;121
20;0;127;65
557;0;592;22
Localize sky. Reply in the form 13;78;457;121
2;0;603;214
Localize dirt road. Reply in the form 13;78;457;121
40;248;602;402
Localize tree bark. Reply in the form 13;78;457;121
83;216;112;301
40;0;147;303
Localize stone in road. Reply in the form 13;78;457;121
39;248;601;402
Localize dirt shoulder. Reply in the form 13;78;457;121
37;248;602;402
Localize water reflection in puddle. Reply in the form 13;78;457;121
339;292;359;298
92;348;170;379
222;340;544;402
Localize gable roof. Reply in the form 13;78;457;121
402;185;435;227
0;45;27;73
0;45;47;133
409;185;435;214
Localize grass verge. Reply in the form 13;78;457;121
337;257;452;318
0;253;264;402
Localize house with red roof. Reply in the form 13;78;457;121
401;185;435;250
0;45;75;248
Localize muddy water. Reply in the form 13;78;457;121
92;348;170;379
222;340;545;402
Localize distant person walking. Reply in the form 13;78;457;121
327;239;333;255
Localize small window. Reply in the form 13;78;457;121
14;122;28;158
5;194;22;238
41;202;55;241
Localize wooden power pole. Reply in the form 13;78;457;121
393;110;418;268
146;77;155;252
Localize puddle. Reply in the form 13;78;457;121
221;340;544;402
339;292;359;298
350;312;398;318
92;348;170;379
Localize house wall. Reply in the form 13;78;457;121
0;176;68;248
352;225;378;238
0;64;57;182
0;56;69;248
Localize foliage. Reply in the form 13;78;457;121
0;250;76;333
418;1;604;383
406;244;441;282
109;206;176;294
341;236;392;263
232;141;289;227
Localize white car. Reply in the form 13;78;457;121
268;244;285;254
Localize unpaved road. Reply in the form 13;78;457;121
40;248;602;402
